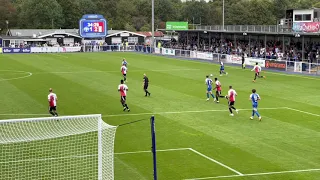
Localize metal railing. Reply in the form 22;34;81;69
196;25;294;33
154;47;320;76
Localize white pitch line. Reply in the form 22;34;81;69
0;107;284;117
185;168;320;180
115;147;190;155
189;148;243;176
0;114;49;116
32;68;199;75
284;107;320;117
103;107;285;117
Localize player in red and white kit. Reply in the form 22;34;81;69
214;78;225;103
48;88;58;117
120;64;128;83
226;86;238;116
118;80;130;112
251;62;266;82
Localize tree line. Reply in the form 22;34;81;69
0;0;320;33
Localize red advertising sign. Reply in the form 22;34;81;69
292;22;320;33
265;60;286;71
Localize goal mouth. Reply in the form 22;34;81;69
0;114;117;180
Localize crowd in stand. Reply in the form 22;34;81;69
164;35;320;63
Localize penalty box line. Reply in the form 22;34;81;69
115;147;243;176
184;168;320;180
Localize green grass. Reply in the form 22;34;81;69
0;52;319;180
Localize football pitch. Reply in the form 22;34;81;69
0;52;319;180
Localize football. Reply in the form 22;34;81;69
210;74;213;77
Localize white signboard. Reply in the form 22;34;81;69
196;52;213;60
154;48;160;54
162;48;175;56
245;58;265;67
31;47;81;53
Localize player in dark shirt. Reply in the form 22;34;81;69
143;74;151;97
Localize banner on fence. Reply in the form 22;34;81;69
0;38;2;47
245;58;265;67
154;48;160;54
294;62;302;73
196;52;213;60
226;55;242;64
265;60;286;71
292;22;320;33
3;48;31;54
0;48;2;54
31;47;81;53
162;48;175;56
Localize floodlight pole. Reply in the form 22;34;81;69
151;0;155;51
222;0;225;31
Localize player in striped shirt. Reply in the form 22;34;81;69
214;78;225;103
219;62;228;76
118;80;130;112
251;63;265;82
120;64;128;83
226;86;238;116
205;75;216;101
48;88;58;117
249;89;262;121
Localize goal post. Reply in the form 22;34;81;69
0;114;117;180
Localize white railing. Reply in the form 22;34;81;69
154;47;320;76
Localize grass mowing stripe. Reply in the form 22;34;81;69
114;148;190;155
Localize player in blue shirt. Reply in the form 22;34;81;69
219;62;228;76
205;75;216;101
249;89;262;121
122;58;128;66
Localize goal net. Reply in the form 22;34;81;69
0;114;117;180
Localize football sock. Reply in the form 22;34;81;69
219;71;222;75
256;111;260;117
125;104;129;109
254;75;257;80
49;111;55;116
124;77;127;81
252;110;255;117
220;95;225;97
211;94;215;98
231;106;236;110
216;96;219;101
229;108;233;113
206;93;209;98
54;112;59;116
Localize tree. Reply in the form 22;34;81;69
140;24;151;31
56;0;82;28
78;0;98;14
181;0;209;26
0;0;17;32
17;0;64;29
314;1;320;8
124;23;136;32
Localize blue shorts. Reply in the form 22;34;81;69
220;68;224;71
207;87;212;91
252;103;258;109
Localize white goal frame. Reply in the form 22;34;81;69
0;114;117;180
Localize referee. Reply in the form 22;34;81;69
143;74;151;97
